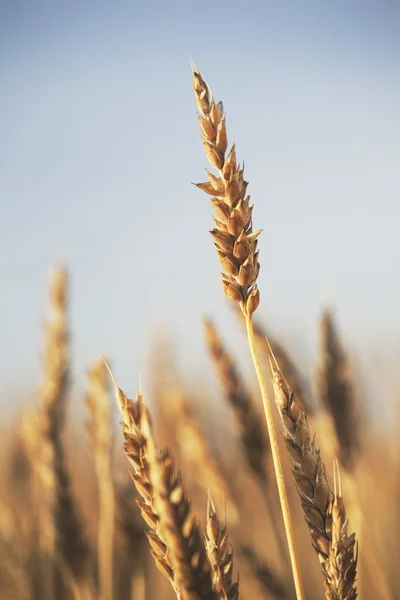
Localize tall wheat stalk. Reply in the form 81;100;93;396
85;359;115;600
192;64;304;600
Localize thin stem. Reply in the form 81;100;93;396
97;465;114;600
245;312;305;600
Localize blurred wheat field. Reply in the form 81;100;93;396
1;67;399;600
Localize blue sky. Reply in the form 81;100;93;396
1;1;399;420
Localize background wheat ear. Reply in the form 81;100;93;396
192;63;305;600
203;318;269;486
150;339;240;525
34;267;89;599
317;310;360;472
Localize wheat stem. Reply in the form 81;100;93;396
245;312;305;600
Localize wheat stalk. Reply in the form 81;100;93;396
85;359;115;600
203;318;290;569
204;496;239;600
192;64;304;600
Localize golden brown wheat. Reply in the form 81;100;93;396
192;66;261;316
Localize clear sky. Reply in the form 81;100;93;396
1;1;399;418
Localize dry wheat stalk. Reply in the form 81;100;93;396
204;318;269;485
323;464;358;600
192;64;304;600
204;319;292;571
317;311;359;471
85;359;115;600
270;364;358;599
204;497;239;600
34;267;89;597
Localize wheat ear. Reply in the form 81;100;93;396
317;311;360;471
203;318;269;485
270;363;358;599
204;496;239;600
107;365;217;600
36;267;89;596
192;64;304;600
85;359;115;600
105;367;176;594
323;462;358;600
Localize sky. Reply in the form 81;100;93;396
1;1;399;420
